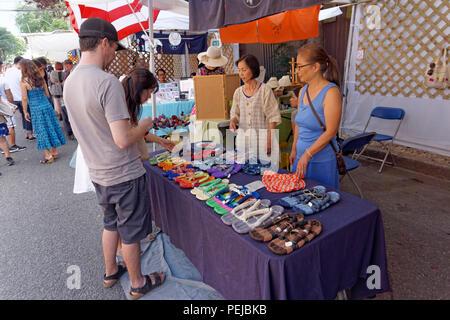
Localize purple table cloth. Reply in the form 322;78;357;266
144;151;390;299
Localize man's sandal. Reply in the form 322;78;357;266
103;263;127;288
129;272;165;300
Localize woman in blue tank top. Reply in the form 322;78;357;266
289;43;342;188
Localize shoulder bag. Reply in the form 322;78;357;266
305;86;347;175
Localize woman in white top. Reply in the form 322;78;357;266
230;54;281;162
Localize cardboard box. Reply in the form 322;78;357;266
193;74;241;120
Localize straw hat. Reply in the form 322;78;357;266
277;75;292;88
197;46;228;68
266;77;279;89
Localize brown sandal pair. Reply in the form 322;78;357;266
268;220;323;255
249;212;305;242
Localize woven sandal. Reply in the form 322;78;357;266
221;199;270;226
268;220;323;255
231;205;284;234
249;212;305;242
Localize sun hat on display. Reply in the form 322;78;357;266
197;46;228;68
266;77;279;89
277;75;292;88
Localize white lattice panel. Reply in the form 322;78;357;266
356;0;449;99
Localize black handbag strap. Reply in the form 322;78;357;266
305;86;340;154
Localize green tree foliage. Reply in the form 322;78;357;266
0;27;26;62
16;2;69;33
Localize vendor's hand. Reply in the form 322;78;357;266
295;152;311;177
229;117;238;132
55;108;61;120
25;112;31;122
160;138;175;152
139;116;153;132
289;150;297;168
266;137;272;155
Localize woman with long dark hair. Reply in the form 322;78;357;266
289;43;342;188
121;68;174;160
20;59;65;163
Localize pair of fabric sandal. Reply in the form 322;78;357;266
249;212;305;242
149;151;171;165
268;219;323;255
190;178;231;201
207;163;242;179
221;199;284;234
162;164;195;180
175;171;213;188
206;186;260;215
242;159;272;175
278;185;340;215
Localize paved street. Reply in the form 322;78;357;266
0;127;449;300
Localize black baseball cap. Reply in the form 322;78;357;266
79;17;126;51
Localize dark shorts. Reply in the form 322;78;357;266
93;174;152;245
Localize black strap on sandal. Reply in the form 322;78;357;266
104;264;127;281
130;272;164;295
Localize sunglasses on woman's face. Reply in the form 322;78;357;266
295;63;314;70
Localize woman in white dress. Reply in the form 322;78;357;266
229;54;281;163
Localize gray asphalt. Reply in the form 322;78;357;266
0;129;125;299
0;126;449;300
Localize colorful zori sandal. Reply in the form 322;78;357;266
195;180;230;201
221;198;271;226
207;186;260;215
190;178;224;196
231;203;284;234
178;171;213;189
268;220;323;255
249;212;305;242
149;151;171;165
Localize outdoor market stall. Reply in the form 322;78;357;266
144;148;390;299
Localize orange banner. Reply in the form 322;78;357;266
219;5;320;43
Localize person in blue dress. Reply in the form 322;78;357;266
20;59;66;164
289;43;342;188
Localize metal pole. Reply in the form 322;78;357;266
149;0;157;151
341;4;357;137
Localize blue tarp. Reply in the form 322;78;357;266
119;233;224;300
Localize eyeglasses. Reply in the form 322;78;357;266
295;63;314;70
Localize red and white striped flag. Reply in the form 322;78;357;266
65;0;159;40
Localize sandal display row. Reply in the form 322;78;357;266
278;186;340;215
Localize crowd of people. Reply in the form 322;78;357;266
0;56;79;174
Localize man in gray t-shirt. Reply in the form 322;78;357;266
64;18;165;299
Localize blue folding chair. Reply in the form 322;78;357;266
340;132;377;198
354;106;405;173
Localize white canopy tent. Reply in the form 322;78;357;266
22;30;80;61
67;0;189;147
